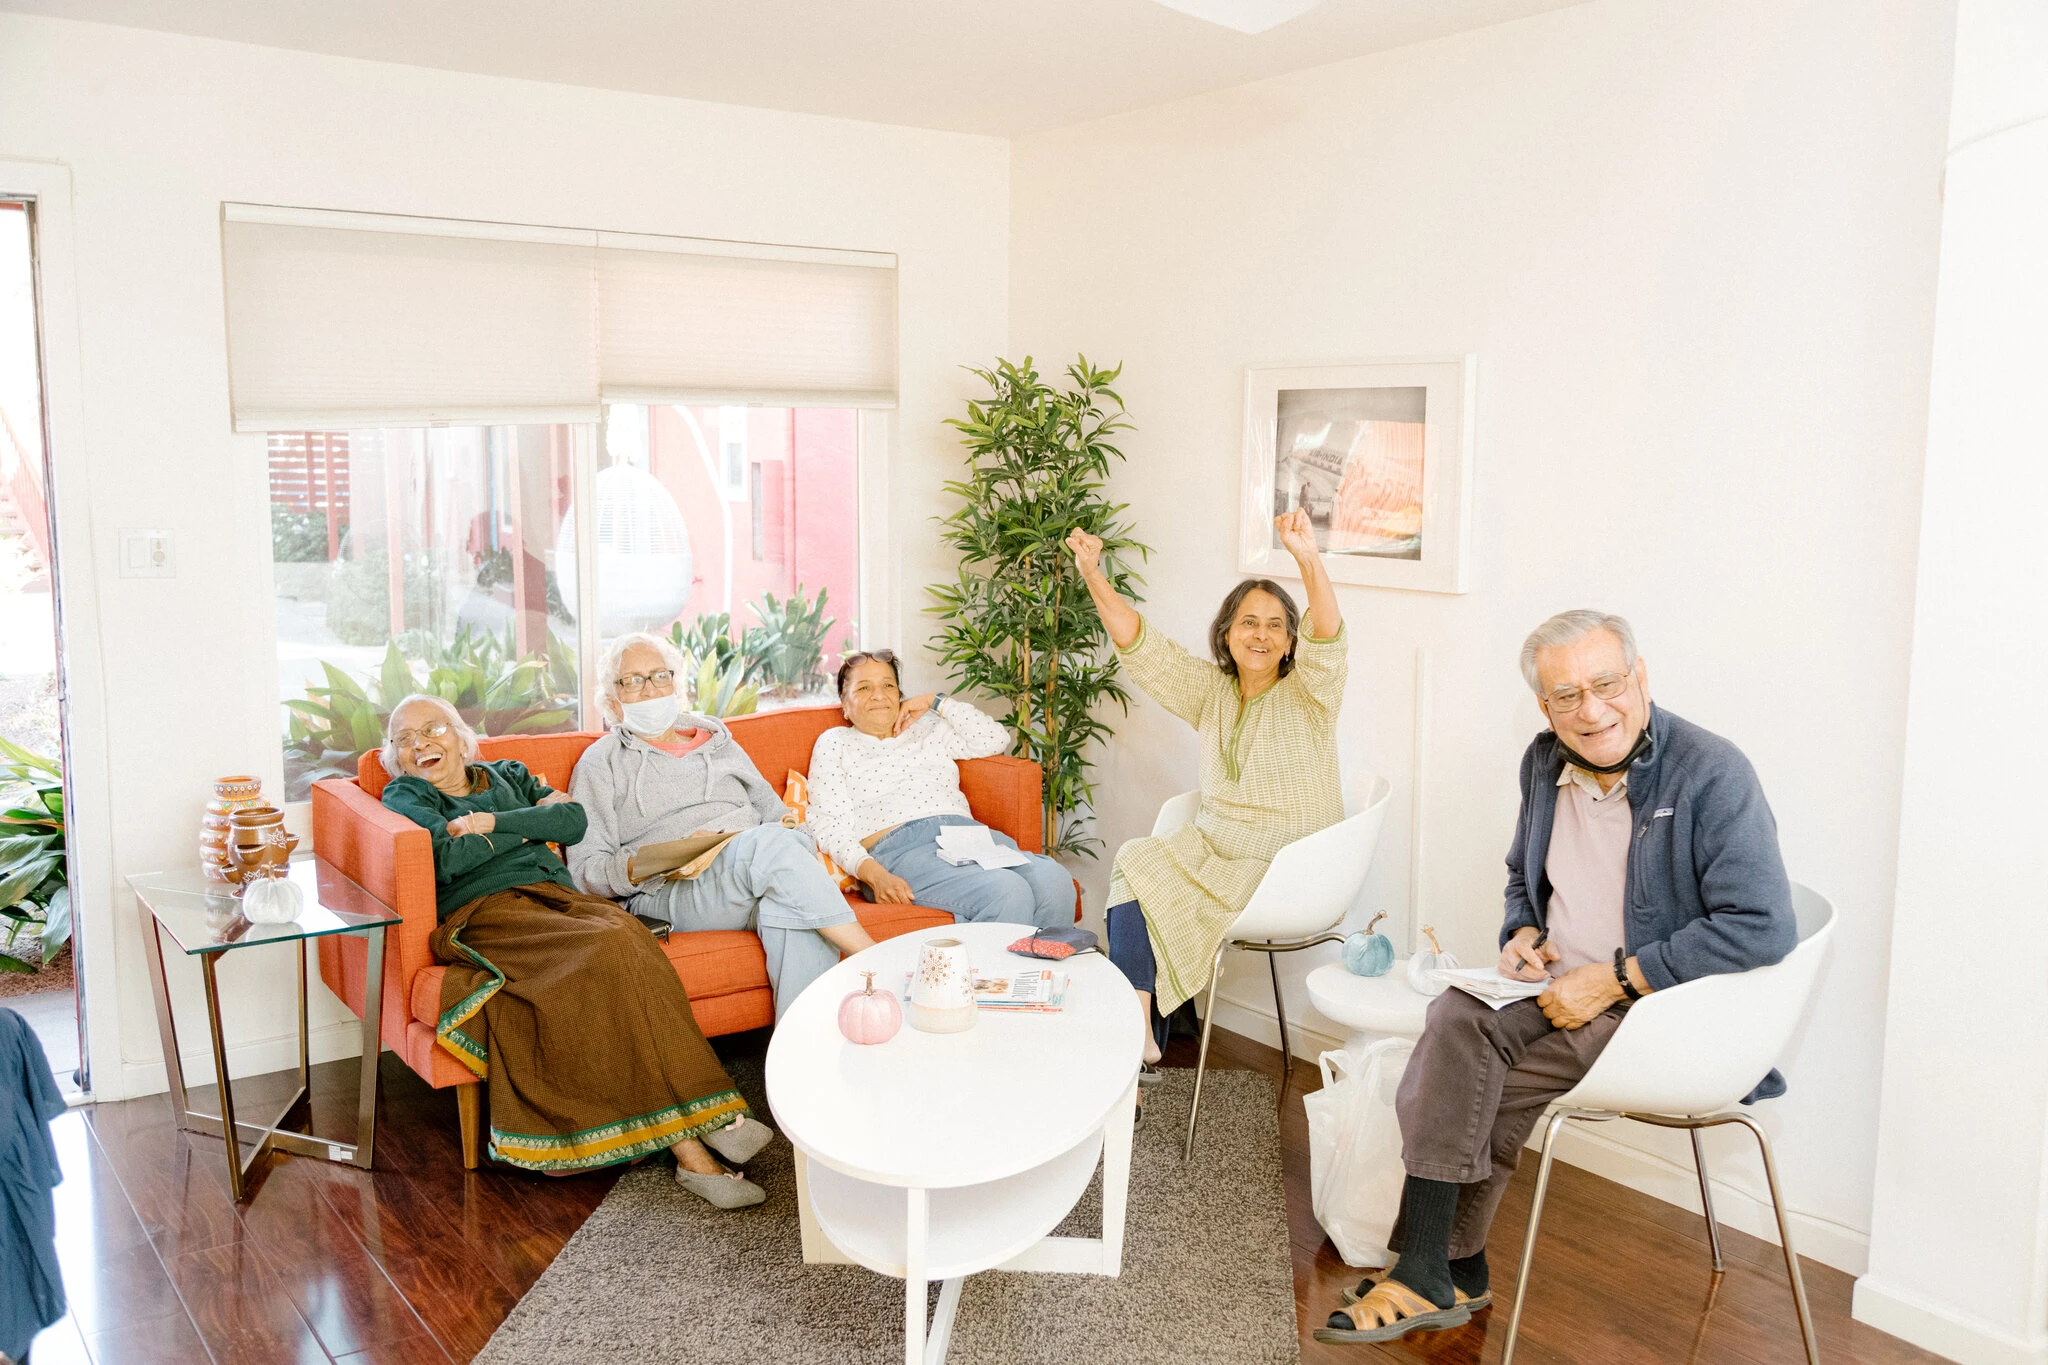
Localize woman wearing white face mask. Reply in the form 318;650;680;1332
566;632;875;1018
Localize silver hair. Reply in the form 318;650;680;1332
1519;610;1639;696
381;693;481;775
595;631;689;725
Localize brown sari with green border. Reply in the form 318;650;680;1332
430;882;748;1172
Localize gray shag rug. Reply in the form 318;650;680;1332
476;1055;1297;1365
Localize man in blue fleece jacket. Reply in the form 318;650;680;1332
1320;610;1797;1345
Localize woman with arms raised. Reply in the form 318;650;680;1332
1068;509;1347;1091
379;694;774;1208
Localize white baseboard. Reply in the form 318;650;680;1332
110;1019;370;1102
1853;1276;2047;1365
1208;989;1870;1278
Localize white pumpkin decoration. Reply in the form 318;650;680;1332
1406;925;1459;996
242;876;305;925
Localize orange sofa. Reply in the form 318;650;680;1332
310;703;1074;1166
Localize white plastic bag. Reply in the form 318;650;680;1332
1305;1036;1413;1268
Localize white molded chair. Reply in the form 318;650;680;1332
1157;773;1395;1161
1500;883;1837;1365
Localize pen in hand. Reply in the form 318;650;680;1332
1518;926;1551;981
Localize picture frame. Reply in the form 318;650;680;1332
1239;356;1477;594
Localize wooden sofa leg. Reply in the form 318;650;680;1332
457;1084;482;1170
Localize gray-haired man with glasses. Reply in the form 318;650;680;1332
1319;609;1798;1345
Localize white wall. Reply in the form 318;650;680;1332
1856;2;2048;1361
0;13;1009;1100
1011;0;1953;1273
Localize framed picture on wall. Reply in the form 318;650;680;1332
1239;356;1476;594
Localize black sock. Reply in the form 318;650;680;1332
1449;1249;1489;1298
1385;1177;1458;1308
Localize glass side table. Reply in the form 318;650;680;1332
129;857;399;1202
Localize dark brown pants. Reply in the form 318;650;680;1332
1392;990;1625;1258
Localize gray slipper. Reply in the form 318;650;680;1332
674;1165;767;1209
702;1114;775;1165
1138;1062;1165;1087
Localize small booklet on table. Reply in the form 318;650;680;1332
899;967;1071;1012
1432;966;1550;1011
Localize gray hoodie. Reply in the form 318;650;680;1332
566;715;792;900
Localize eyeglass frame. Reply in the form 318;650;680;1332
390;720;453;750
1539;666;1638;715
613;668;678;697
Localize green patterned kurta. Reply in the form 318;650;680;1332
1108;610;1347;1013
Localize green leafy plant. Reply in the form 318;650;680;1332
324;532;447;647
929;355;1149;857
282;625;578;798
270;504;341;563
689;654;761;718
743;586;836;698
670;612;743;676
0;736;68;974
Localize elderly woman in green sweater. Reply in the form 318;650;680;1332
1069;509;1348;1105
378;693;773;1208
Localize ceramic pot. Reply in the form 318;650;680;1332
202;775;267;881
242;876;305;925
908;937;977;1034
224;806;297;892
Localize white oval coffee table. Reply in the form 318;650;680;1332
766;921;1144;1365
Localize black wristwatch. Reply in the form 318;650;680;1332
1613;948;1643;1001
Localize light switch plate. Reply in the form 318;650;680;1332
119;528;175;578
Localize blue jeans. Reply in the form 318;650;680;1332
1107;899;1170;1051
866;815;1073;929
633;823;856;1020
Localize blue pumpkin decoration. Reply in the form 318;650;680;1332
1342;911;1395;977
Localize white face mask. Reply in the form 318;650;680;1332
618;692;680;736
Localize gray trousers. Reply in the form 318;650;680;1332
633;823;857;1021
1392;989;1626;1258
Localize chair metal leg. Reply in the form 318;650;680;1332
1731;1112;1820;1365
1501;1108;1574;1365
1182;942;1229;1163
1689;1126;1726;1272
1266;948;1292;1100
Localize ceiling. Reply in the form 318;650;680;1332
1;0;1589;136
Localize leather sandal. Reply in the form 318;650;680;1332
1341;1260;1490;1312
1313;1278;1473;1344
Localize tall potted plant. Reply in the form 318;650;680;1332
929;356;1150;857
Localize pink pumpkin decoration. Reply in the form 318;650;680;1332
838;970;902;1045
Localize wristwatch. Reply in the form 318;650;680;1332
932;692;948;714
1612;948;1643;1001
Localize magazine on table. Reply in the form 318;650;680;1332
899;967;1070;1012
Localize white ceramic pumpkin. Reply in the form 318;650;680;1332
242;876;305;925
1406;925;1458;996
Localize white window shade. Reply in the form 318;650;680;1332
221;211;601;431
221;205;899;430
596;238;898;408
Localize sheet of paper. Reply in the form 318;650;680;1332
934;823;1029;869
1432;966;1551;1011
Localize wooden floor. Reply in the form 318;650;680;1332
28;1027;1941;1365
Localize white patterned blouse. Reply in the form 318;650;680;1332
804;698;1013;874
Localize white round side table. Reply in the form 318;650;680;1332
766;922;1144;1365
1305;959;1436;1053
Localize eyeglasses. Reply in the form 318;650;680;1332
1542;668;1635;714
614;669;676;696
391;720;452;750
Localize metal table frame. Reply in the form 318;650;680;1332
133;870;390;1202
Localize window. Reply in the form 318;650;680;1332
272;405;862;797
595;403;857;715
273;424;584;801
